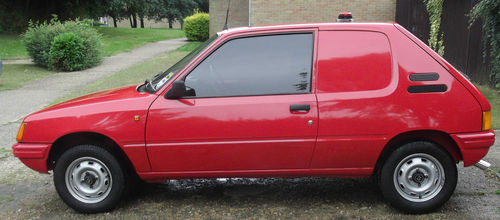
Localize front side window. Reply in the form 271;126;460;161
185;33;314;98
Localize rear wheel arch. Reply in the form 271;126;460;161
374;130;462;177
48;132;135;174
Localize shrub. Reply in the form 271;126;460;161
184;12;209;41
48;32;86;71
23;17;102;71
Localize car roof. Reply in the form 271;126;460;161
217;22;397;35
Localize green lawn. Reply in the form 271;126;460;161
476;85;500;129
96;27;185;56
0;64;56;91
0;27;185;59
51;46;194;104
0;34;28;59
176;41;203;51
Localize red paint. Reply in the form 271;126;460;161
451;131;495;166
12;23;494;182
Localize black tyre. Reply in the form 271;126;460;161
54;145;126;213
379;141;457;214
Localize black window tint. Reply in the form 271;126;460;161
185;33;313;97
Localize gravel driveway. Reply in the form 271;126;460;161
0;134;498;219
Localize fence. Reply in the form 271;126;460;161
395;0;491;84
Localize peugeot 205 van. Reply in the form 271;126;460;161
12;20;494;214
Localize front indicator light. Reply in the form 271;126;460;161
482;111;491;131
16;123;26;142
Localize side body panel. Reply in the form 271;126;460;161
21;86;155;172
146;95;318;171
311;25;482;170
146;28;320;172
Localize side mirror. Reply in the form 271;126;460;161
165;81;195;99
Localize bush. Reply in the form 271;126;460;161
48;32;86;71
184;12;209;41
23;17;102;71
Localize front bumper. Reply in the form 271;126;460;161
451;130;495;166
12;143;51;173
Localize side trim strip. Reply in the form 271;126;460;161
409;73;439;81
408;84;447;93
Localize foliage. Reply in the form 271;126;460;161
23;17;103;70
49;32;88;71
0;0;209;32
469;0;500;89
52;50;191;105
148;0;198;28
425;0;445;56
194;0;209;13
0;0;107;33
184;12;209;41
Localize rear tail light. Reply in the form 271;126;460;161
482;111;491;131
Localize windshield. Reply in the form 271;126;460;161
145;34;219;92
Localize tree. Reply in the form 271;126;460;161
469;0;500;89
148;0;198;29
104;0;126;28
194;0;209;13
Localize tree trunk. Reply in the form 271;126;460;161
129;16;133;28
112;16;117;28
168;20;173;29
180;19;184;29
140;16;144;28
132;14;137;28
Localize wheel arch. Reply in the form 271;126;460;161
374;130;462;176
47;132;135;174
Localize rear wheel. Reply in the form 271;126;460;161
379;141;457;213
54;145;126;213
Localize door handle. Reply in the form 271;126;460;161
290;104;310;112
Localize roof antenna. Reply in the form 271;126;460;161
223;0;231;30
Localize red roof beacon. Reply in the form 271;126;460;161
337;12;353;22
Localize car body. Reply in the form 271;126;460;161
12;22;495;213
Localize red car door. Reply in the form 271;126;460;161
146;32;319;172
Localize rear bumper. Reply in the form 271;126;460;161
451;130;495;166
12;143;51;173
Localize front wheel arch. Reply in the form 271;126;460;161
48;132;135;175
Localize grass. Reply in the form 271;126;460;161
50;46;194;105
476;85;500;129
96;27;185;56
176;41;203;51
0;195;14;202
0;34;28;59
0;27;185;59
0;64;56;91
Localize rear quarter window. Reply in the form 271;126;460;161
317;31;392;93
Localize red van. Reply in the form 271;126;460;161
12;22;494;214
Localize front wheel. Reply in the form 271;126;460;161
54;145;126;213
379;141;457;213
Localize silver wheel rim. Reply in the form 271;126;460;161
393;153;445;202
65;157;112;203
